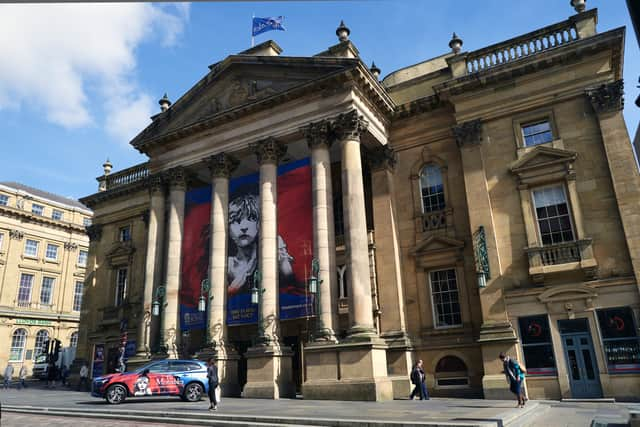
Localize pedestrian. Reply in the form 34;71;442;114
47;361;56;389
206;357;219;411
409;359;429;400
61;365;69;386
18;364;28;389
3;363;14;389
499;352;526;408
78;363;89;391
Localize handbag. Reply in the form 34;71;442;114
214;385;222;403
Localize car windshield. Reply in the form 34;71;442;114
34;354;47;364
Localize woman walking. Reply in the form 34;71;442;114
499;352;526;407
206;358;219;411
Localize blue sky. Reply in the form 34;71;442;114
0;0;637;200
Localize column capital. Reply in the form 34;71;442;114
333;110;368;141
367;145;396;171
303;120;334;149
165;167;187;189
9;229;24;240
586;80;624;114
64;242;78;251
251;137;287;165
206;152;239;178
147;174;164;194
86;224;103;242
453;119;483;148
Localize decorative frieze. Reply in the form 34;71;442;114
587;80;624;114
333;110;368;141
9;229;24;240
367;145;397;171
86;224;103;242
251;137;287;165
206;152;240;178
64;242;78;251
453;119;483;147
302;120;334;149
165;167;187;189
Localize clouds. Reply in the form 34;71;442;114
0;4;189;144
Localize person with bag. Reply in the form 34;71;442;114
206;357;219;411
499;352;526;407
409;360;428;400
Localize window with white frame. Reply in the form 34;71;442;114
429;269;462;328
9;329;27;361
0;194;8;206
0;232;4;251
419;164;446;213
31;203;44;216
78;250;88;267
522;120;553;147
119;225;131;242
45;243;59;261
40;277;55;305
115;268;127;306
52;209;63;221
70;331;78;348
73;281;83;311
17;273;34;307
24;239;39;257
34;330;49;358
532;186;575;245
83;218;92;227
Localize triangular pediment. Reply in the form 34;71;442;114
131;52;358;148
510;146;577;173
106;242;136;267
413;235;465;256
538;284;597;303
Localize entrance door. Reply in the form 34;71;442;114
558;319;602;398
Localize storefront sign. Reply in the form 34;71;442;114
15;318;53;326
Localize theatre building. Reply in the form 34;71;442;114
76;5;640;401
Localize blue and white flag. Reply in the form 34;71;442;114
252;16;285;37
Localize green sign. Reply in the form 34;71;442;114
15;318;53;326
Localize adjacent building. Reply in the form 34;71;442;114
0;182;92;373
77;5;640;401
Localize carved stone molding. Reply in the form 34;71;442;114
302;120;334;149
9;229;24;240
206;152;240;178
333;110;369;141
587;80;624;114
64;242;78;251
367;145;397;171
251;137;287;165
453;119;482;148
148;174;164;194
86;224;103;242
165;167;187;189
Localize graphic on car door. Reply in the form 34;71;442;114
129;361;183;396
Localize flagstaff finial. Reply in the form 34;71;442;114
159;93;172;112
370;61;381;80
336;20;350;42
449;33;463;54
103;158;113;176
570;0;586;13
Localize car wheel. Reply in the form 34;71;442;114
183;382;203;402
106;384;127;404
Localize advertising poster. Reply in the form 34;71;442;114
91;344;104;379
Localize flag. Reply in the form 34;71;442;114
252;16;285;37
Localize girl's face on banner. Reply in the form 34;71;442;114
229;196;259;248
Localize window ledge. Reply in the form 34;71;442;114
21;255;39;261
526;239;597;284
516;138;564;159
44;258;60;264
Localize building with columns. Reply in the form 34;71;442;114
76;6;640;401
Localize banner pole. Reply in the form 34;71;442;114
251;13;255;47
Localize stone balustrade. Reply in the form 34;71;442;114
98;162;149;191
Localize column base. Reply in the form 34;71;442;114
68;357;89;389
312;327;338;344
302;339;393;401
381;332;414;400
346;324;378;340
243;343;295;399
196;344;242;397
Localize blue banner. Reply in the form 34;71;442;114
252;16;285;37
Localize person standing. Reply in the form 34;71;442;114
61;365;69;387
46;361;56;389
409;360;429;400
18;365;28;389
499;352;526;407
3;363;14;389
78;363;89;391
206;358;219;411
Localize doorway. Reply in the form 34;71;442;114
558;319;602;398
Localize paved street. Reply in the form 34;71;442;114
1;413;185;427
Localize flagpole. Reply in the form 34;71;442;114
251;13;255;47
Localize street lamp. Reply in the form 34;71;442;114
198;277;211;346
152;285;166;352
308;258;324;340
250;269;266;344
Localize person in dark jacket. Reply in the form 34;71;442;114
409;359;429;400
500;352;526;407
206;358;219;411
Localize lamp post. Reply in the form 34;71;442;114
151;285;166;352
308;258;324;339
198;277;211;346
250;269;266;344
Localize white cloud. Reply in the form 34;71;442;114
0;4;189;143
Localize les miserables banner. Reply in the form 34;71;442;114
179;157;314;331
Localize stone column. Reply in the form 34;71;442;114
161;167;186;359
335;110;376;338
303;120;338;342
134;175;165;360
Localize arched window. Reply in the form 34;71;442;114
420;165;445;213
435;355;469;388
34;330;49;358
10;329;27;361
70;331;79;348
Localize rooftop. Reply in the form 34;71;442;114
0;181;91;212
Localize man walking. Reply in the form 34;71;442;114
409;360;429;400
3;363;14;389
18;364;28;389
78;363;89;391
206;357;219;411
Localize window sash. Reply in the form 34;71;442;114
17;274;34;306
518;315;557;376
0;194;8;206
24;239;39;257
119;226;131;242
115;268;127;306
522;121;553;146
420;165;446;213
45;244;58;260
430;269;462;328
52;210;63;220
34;330;49;357
78;250;88;266
73;282;83;311
70;332;79;348
10;330;27;361
532;186;575;245
40;277;55;305
0;233;4;251
31;204;44;215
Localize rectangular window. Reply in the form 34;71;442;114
78;250;88;267
519;315;557;376
597;307;640;374
522;120;553;147
119;226;131;242
17;273;34;307
0;233;4;251
40;277;55;305
31;203;44;216
429;269;462;328
532;186;574;245
115;268;127;306
45;243;58;261
83;218;92;227
24;239;39;257
73;281;83;311
52;209;63;221
0;194;8;206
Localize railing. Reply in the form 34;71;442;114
422;210;447;231
466;19;579;74
98;162;149;191
527;241;583;267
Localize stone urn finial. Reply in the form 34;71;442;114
570;0;586;13
449;32;463;54
159;93;172;112
336;20;350;42
103;158;113;176
369;61;381;80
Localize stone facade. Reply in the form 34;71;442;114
0;182;92;375
77;8;640;401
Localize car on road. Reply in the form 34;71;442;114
91;359;210;404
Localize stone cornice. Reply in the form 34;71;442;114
251;137;287;165
367;145;397;171
0;308;81;322
393;94;448;120
586;79;624;114
453;119;482;148
80;177;148;209
0;205;86;234
206;152;240;178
